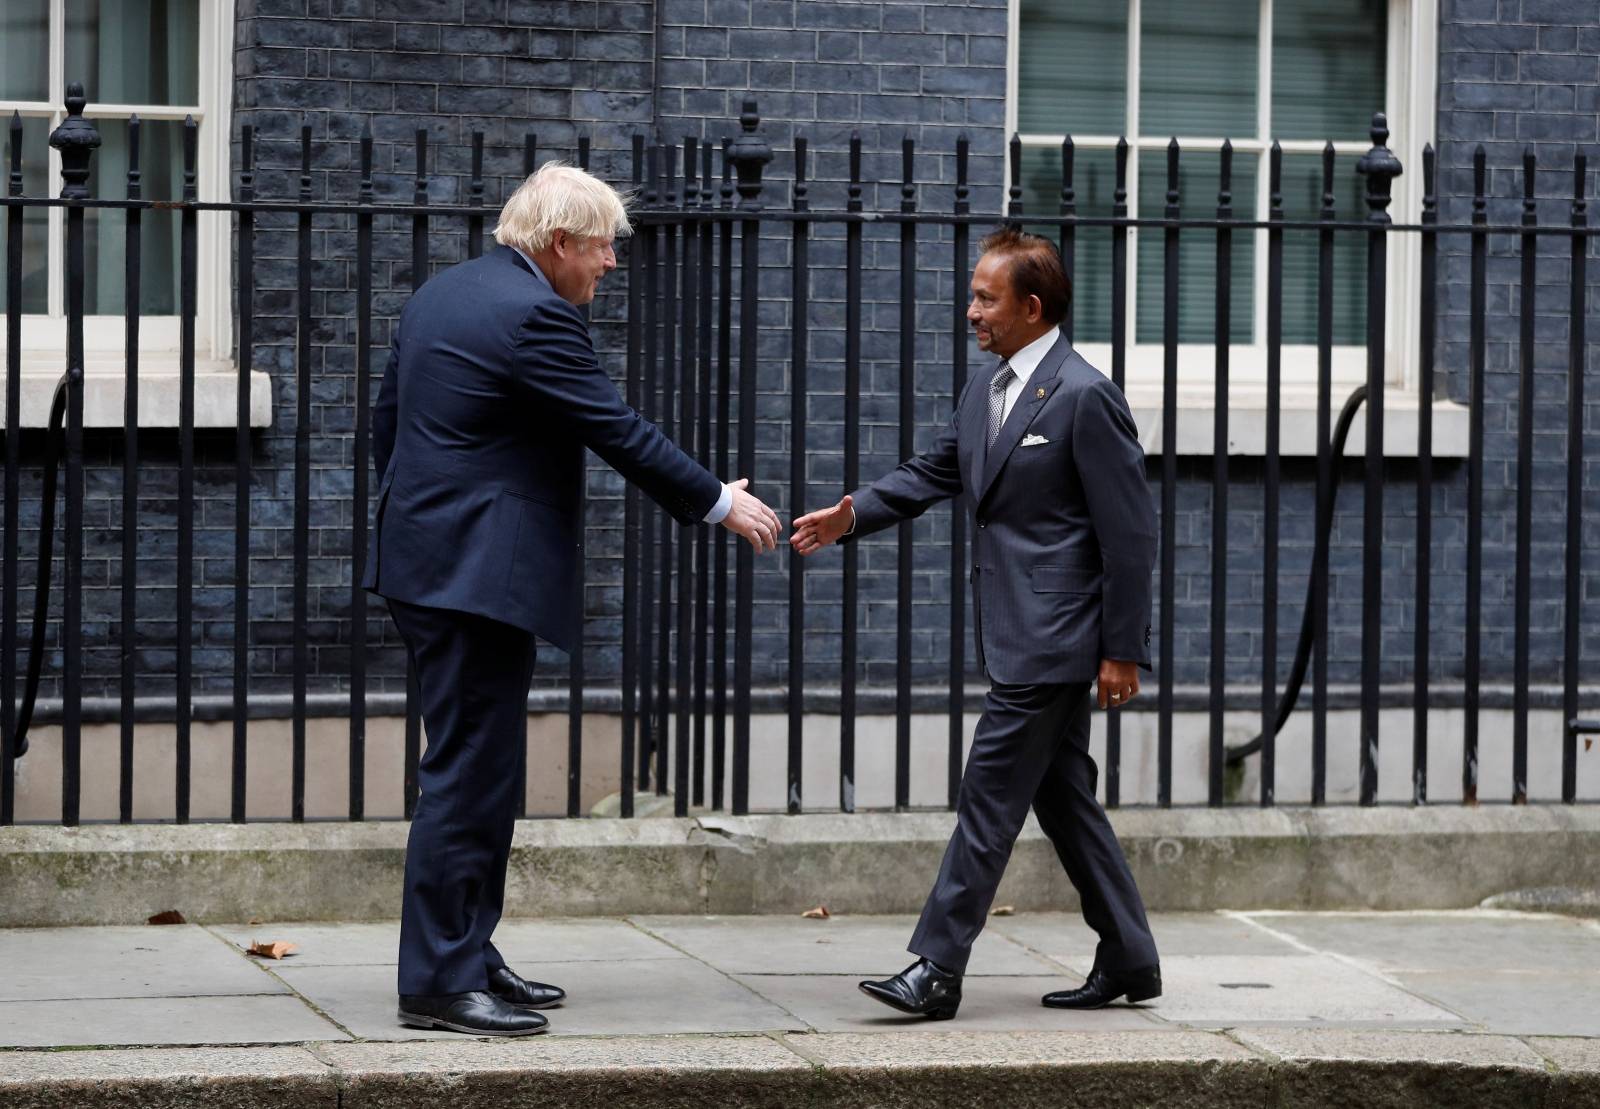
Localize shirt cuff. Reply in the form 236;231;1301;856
843;504;856;535
704;482;734;525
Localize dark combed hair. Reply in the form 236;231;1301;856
978;225;1072;325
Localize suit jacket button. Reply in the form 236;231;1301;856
977;518;986;528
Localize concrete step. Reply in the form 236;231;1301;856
1;1029;1596;1108
2;805;1598;926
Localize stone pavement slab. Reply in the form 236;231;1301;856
0;924;284;1001
1391;968;1600;1036
266;957;804;1040
1243;909;1600;971
0;994;345;1048
211;916;681;967
733;972;1166;1033
629;912;1055;975
990;909;1305;958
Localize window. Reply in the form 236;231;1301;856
0;0;251;428
1007;0;1446;438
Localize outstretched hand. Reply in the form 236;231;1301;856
720;478;783;553
790;495;854;556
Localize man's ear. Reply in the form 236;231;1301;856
549;229;569;258
1026;293;1044;324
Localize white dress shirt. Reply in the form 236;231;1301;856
512;244;732;526
994;326;1060;425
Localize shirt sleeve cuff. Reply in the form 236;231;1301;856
704;482;734;525
843;505;856;535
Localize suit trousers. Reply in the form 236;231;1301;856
389;599;539;996
909;681;1158;975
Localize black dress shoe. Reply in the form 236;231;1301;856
397;990;549;1035
1042;965;1162;1010
859;958;962;1020
488;966;567;1010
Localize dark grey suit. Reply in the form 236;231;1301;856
846;330;1159;975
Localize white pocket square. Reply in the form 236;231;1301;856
1021;433;1050;446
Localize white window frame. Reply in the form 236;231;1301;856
1006;0;1458;455
0;0;255;428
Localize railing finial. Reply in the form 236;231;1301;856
1356;110;1402;224
727;98;771;209
49;82;100;200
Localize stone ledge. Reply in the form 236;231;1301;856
0;806;1595;927
0;1031;1593;1109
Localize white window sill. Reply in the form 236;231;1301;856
1124;384;1470;458
0;353;273;430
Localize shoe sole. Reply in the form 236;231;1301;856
1041;987;1162;1011
858;983;959;1021
397;1010;548;1036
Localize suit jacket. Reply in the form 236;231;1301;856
363;245;721;650
845;331;1156;685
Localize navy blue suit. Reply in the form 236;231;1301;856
846;332;1159;976
366;245;720;995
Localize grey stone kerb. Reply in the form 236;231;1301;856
0;806;1595;927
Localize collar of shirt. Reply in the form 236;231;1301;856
511;245;553;289
998;327;1062;421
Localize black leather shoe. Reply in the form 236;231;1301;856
1042;965;1162;1009
859;958;962;1020
488;966;566;1010
397;990;549;1035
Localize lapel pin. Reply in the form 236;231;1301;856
1035;387;1046;399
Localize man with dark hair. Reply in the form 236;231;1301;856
792;226;1161;1020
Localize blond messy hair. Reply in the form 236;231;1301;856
493;160;632;253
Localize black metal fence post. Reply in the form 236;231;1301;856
895;134;916;812
1464;145;1487;805
1414;144;1437;806
1158;139;1179;809
1105;137;1128;809
1262;142;1283;809
840;132;862;814
949;135;970;810
2;113;22;824
125;115;144;824
1209;141;1233;807
292;122;312;823
728;101;769;816
1563;155;1588;805
50;85;97;827
787;136;808;815
1512;148;1536;805
1355;113;1400;807
232;124;252;823
350;125;374;822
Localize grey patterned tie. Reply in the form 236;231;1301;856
986;361;1015;449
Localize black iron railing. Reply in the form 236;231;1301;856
1;89;1596;826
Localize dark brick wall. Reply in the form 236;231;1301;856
11;0;1600;708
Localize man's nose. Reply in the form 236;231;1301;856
966;302;982;321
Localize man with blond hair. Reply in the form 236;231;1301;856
366;161;782;1036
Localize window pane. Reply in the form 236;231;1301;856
77;120;183;315
1140;0;1257;138
1135;149;1256;344
1;117;50;314
66;0;200;106
1017;0;1129;137
1279;153;1367;345
1019;144;1120;343
0;0;50;101
1273;0;1387;141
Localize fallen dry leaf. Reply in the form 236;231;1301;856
247;940;299;960
989;905;1015;917
147;910;186;925
248;918;262;926
800;905;831;919
1586;738;1593;752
